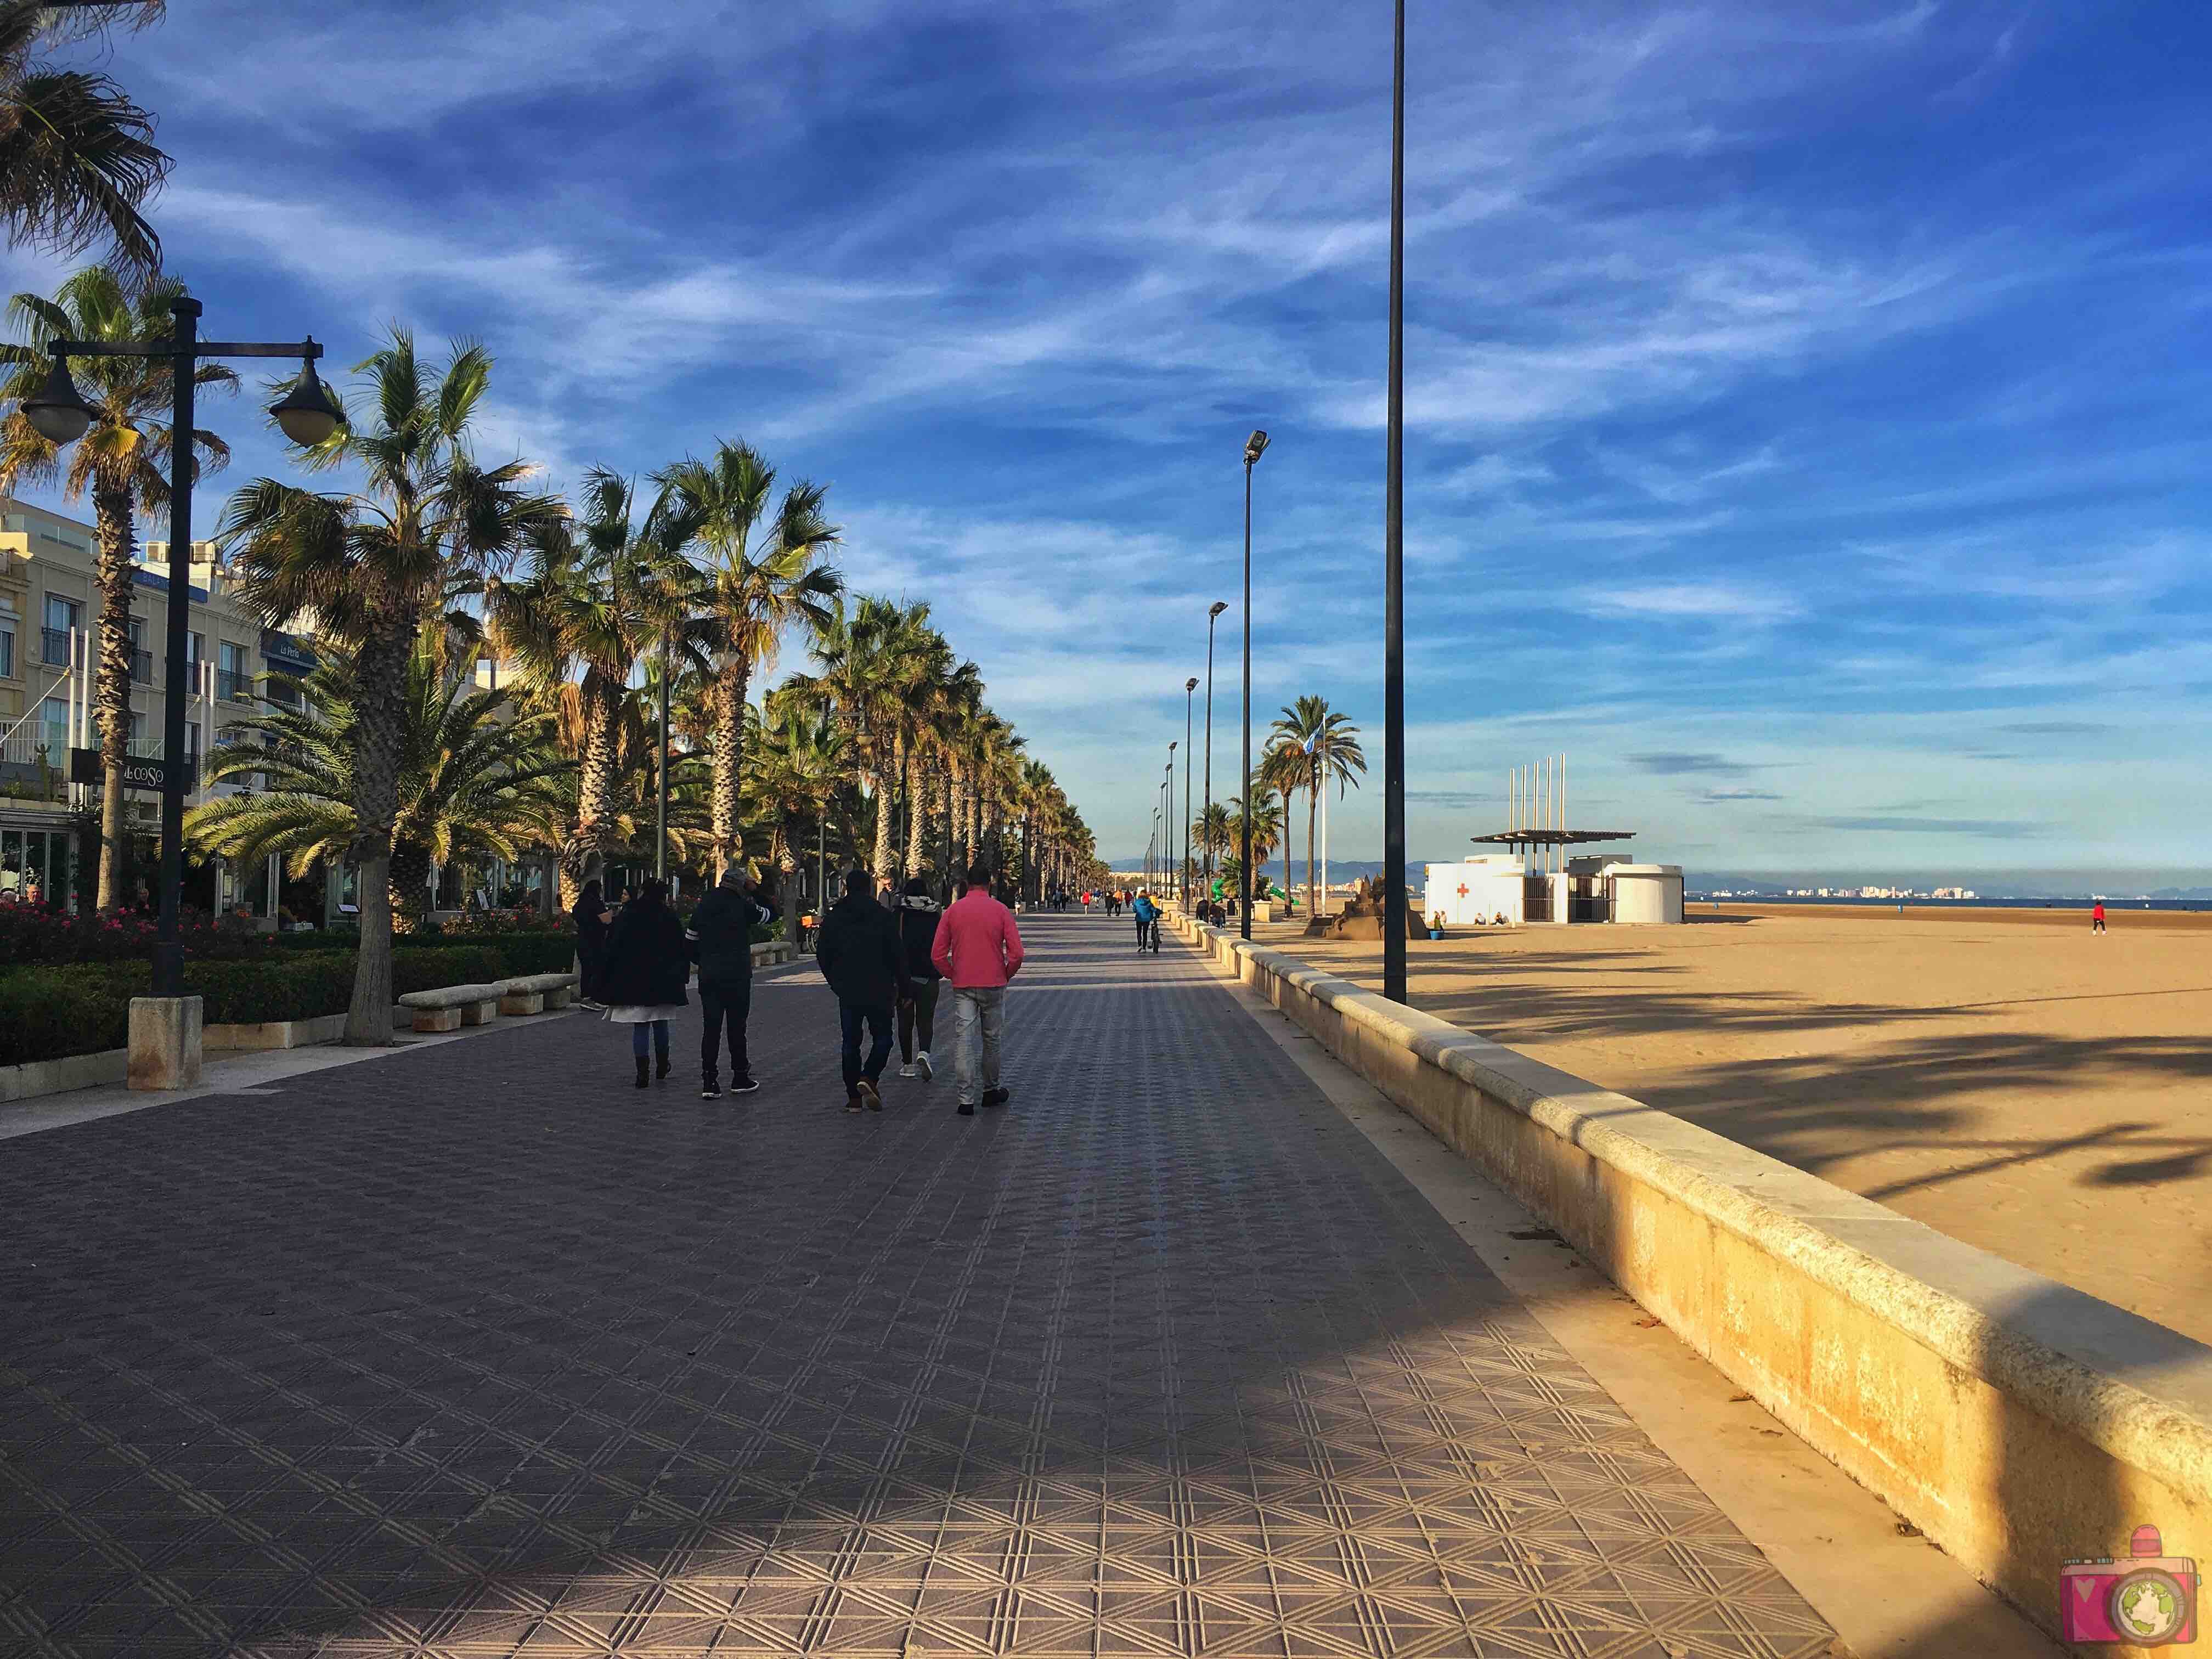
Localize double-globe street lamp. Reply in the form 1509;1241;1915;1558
1239;428;1268;940
24;295;345;1002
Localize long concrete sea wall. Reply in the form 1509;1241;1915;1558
1167;909;2212;1653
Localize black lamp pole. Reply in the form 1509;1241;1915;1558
23;297;342;999
1381;0;1409;1005
1164;749;1176;898
1240;430;1268;940
1182;678;1197;904
1203;600;1225;892
654;633;670;883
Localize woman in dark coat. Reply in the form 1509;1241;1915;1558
572;878;614;1009
596;879;689;1087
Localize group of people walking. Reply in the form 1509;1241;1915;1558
571;860;1024;1114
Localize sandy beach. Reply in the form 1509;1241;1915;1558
1257;904;2212;1345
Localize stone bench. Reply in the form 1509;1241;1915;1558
496;972;579;1015
396;983;504;1032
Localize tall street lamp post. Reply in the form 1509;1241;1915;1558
1381;0;1409;1005
1182;677;1197;904
24;297;343;1018
1203;599;1226;891
1165;746;1177;900
1239;428;1269;940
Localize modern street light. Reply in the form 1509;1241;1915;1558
1240;429;1269;940
1203;599;1226;895
1381;0;1409;1005
25;297;343;1001
1182;677;1197;905
1165;744;1177;901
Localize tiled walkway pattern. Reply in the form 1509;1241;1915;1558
0;915;1836;1657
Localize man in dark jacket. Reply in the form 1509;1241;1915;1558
815;867;906;1112
686;867;775;1099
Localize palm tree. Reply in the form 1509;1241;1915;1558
485;467;705;903
656;440;841;878
1226;787;1282;899
1257;740;1304;911
751;687;848;944
0;1;170;285
0;265;232;906
1194;803;1233;884
184;645;570;906
221;329;562;1044
1269;695;1367;918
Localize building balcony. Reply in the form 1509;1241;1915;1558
128;647;153;685
41;627;70;667
217;668;253;702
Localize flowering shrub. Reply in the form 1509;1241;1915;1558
0;902;273;966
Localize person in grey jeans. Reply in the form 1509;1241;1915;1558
928;860;1027;1115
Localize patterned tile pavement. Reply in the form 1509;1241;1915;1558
0;913;1837;1658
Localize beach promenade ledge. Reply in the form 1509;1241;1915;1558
1168;904;2212;1650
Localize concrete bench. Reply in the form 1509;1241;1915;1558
496;972;579;1015
396;983;503;1032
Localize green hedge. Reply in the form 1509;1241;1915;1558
0;935;579;1067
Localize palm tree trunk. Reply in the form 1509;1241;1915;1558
872;730;901;879
1280;788;1294;917
1306;766;1319;926
903;743;926;878
344;622;413;1045
91;488;136;910
561;676;620;905
710;657;749;878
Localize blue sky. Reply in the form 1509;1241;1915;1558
8;0;2210;876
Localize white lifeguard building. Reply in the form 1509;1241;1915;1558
1423;754;1684;926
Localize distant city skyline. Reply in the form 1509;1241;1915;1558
2;3;2205;871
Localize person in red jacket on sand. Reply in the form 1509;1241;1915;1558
932;860;1025;1115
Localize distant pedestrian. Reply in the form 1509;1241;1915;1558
597;878;688;1088
895;876;943;1082
572;877;614;1010
686;866;774;1099
818;868;905;1112
932;859;1025;1116
2092;900;2107;935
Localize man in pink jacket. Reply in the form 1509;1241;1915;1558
931;860;1026;1115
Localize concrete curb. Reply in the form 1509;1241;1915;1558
1166;909;2212;1649
1;1047;130;1103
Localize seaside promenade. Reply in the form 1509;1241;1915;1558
0;914;2053;1657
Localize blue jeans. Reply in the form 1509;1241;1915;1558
839;1002;893;1095
629;1020;670;1060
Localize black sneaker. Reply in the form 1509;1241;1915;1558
845;1094;862;1113
730;1076;760;1095
981;1086;1011;1109
857;1078;883;1112
957;1101;977;1116
700;1080;723;1099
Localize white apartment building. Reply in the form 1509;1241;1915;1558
0;495;318;912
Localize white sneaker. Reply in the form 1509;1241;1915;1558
898;1063;918;1079
916;1051;934;1081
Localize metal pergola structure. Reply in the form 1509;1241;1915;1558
1470;829;1635;861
